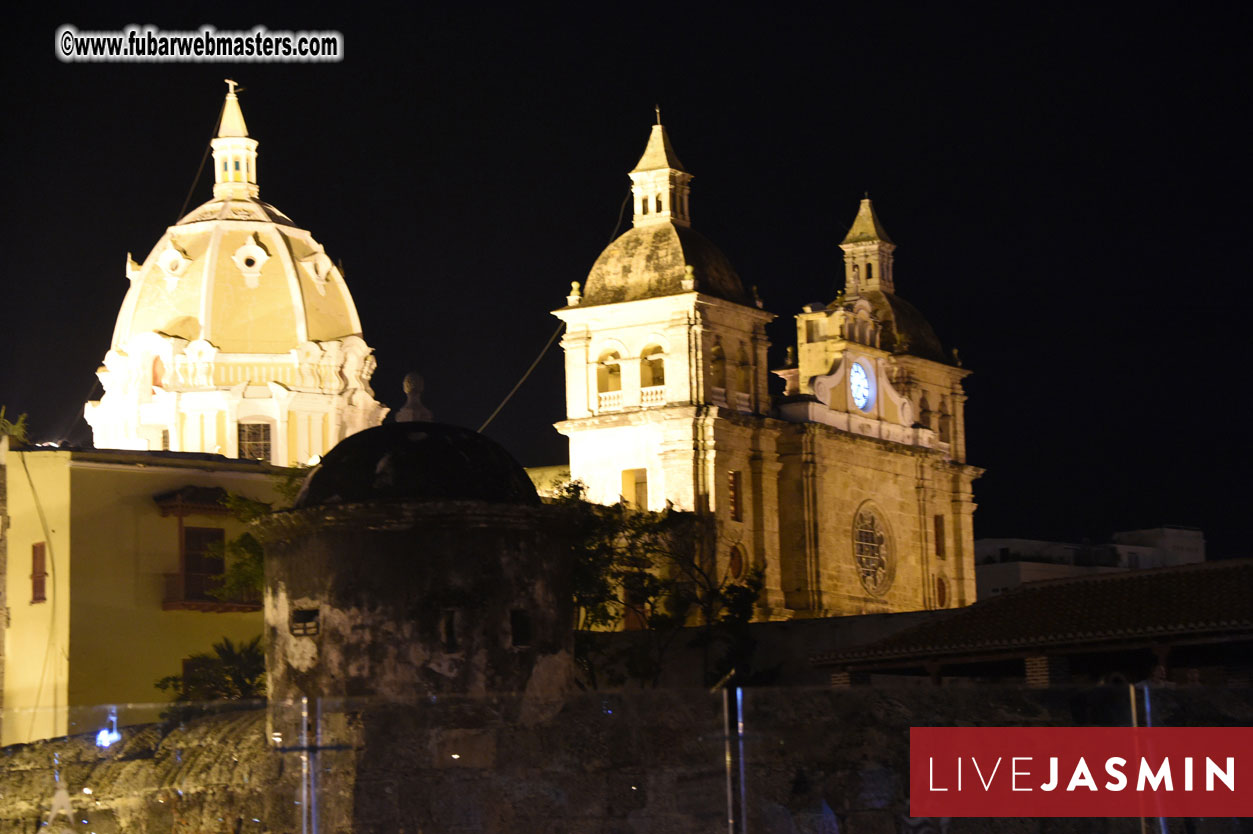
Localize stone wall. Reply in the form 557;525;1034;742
1;686;1248;832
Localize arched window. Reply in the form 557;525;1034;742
597;351;622;393
640;345;665;387
641;198;649;215
938;398;952;443
710;343;727;391
918;394;933;430
655;194;663;213
727;544;746;580
736;345;751;391
865;263;873;283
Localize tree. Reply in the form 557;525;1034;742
207;467;304;602
155;635;265;703
0;406;29;444
551;480;764;689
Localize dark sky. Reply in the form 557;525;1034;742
3;6;1250;556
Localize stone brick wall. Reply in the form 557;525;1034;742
1;686;1248;832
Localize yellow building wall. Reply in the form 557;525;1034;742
2;452;72;745
2;451;280;745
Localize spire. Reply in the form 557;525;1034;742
628;113;692;228
839;196;897;295
631;123;687;174
217;78;249;138
841;196;894;245
211;80;259;200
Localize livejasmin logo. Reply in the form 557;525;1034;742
910;727;1253;818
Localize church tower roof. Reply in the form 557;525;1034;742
217;80;249;137
576;115;750;307
841;196;895;245
631;109;687;174
210;79;260;201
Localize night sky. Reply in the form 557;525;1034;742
3;6;1250;556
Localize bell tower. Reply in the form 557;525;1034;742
839;196;895;295
629;108;692;228
211;79;259;200
553;115;785;613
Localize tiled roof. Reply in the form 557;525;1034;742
813;559;1253;666
153;485;231;516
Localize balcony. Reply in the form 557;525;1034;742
641;385;665;407
597;390;623;412
163;572;261;612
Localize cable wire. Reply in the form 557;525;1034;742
176;103;225;221
476;188;633;433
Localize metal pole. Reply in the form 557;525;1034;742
736;687;748;830
301;696;309;834
723;687;735;834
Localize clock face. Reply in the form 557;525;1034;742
849;362;872;410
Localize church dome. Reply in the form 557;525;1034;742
576;119;752;309
114;196;362;353
85;83;385;463
582;223;749;306
865;290;948;363
293;422;540;508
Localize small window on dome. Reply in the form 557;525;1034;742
234;160;241;171
655;195;663;213
865;263;874;282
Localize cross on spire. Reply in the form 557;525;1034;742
655;104;662;125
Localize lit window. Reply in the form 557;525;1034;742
640;345;665;387
597;351;622;394
621;468;648;509
183;527;225;601
31;542;47;603
728;470;743;522
238;423;271;461
290;608;320;637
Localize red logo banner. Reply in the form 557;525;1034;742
910;727;1252;818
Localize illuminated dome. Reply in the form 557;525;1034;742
293;422;540;508
577;120;750;308
863;291;947;363
582;223;749;306
85;82;386;464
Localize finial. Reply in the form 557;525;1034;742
863;190;869;200
655;104;662;125
681;264;696;291
395;372;433;422
567;281;582;306
225;78;239;95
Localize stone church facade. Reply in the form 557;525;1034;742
554;121;981;619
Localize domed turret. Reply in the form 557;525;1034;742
85;82;386;463
579;113;750;307
293;422;540;508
